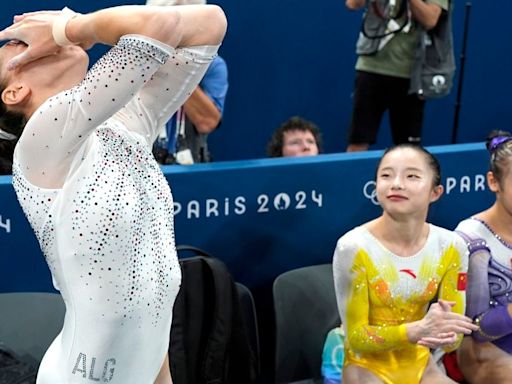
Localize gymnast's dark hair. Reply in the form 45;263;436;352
375;143;442;187
0;81;27;175
486;130;512;186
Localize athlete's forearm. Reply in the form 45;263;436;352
347;323;410;353
473;306;512;343
66;5;226;49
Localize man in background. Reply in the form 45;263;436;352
267;116;322;158
345;0;450;152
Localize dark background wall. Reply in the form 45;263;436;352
0;0;507;160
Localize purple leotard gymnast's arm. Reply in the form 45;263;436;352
466;248;512;343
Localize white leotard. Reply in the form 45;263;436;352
12;35;218;384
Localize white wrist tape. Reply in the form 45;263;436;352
52;7;78;47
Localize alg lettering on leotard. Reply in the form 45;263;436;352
72;353;116;382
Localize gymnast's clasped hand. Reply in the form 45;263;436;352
410;299;479;349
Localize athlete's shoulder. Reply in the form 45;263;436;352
334;226;372;260
454;218;484;237
426;223;468;259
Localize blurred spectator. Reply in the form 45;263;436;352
267;116;322;158
148;0;229;164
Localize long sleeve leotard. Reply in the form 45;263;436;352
333;224;468;384
13;35;218;384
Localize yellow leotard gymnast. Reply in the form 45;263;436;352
333;224;467;384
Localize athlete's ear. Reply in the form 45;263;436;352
2;82;31;106
430;184;444;203
487;171;500;193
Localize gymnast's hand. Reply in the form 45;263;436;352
0;10;86;71
407;299;479;349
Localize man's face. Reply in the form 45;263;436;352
281;130;319;157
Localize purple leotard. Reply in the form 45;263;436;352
456;218;512;353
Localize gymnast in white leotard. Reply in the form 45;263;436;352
0;5;226;384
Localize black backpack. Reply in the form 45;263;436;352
0;346;37;384
169;254;258;384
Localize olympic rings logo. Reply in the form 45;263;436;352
363;181;380;206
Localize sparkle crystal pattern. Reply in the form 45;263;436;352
473;217;512;250
13;36;180;326
11;35;217;383
12;165;59;279
14;123;180;325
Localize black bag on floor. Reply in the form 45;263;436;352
0;346;37;384
169;254;258;384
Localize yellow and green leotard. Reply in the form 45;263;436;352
333;224;468;384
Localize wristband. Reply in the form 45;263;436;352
52;7;79;47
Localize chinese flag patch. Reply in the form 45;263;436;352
457;273;467;291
